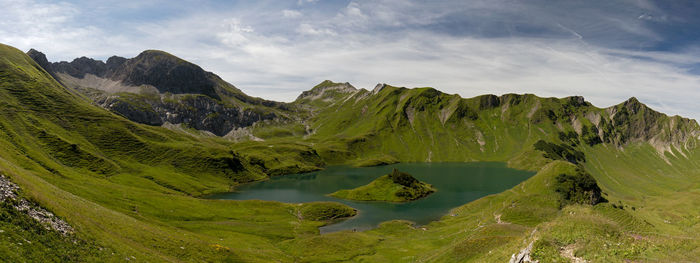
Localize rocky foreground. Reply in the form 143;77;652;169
0;175;73;235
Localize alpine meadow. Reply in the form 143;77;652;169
1;1;700;262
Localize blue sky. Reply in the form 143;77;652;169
1;0;699;120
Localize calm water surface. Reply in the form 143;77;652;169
207;162;534;233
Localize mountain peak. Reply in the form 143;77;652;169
620;96;649;115
26;49;52;72
624;96;641;106
105;56;127;70
315;80;354;90
565;96;587;107
135;50;182;61
372;83;387;94
296;80;356;102
26;48;46;60
108;50;219;99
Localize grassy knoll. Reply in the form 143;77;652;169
330;169;435;202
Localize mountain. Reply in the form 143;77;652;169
245;81;698;169
28;49;289;136
2;43;700;262
1;43;345;261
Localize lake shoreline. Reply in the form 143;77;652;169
209;162;535;233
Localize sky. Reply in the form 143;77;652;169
1;0;699;120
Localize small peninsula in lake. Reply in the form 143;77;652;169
330;168;436;202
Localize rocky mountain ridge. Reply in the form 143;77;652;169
291;83;699;161
27;50;699;150
28;49;288;136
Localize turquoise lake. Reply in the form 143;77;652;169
207;162;534;233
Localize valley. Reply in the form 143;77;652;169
0;42;699;262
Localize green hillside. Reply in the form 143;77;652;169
1;42;699;262
0;43;354;262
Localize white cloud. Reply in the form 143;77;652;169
282;9;302;18
297;0;319;5
296;23;336;36
0;0;106;59
344;2;365;17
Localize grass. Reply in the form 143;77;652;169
0;197;114;262
1;42;699;262
352;154;399;167
297;202;357;221
0;43;351;261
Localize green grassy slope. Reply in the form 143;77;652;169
252;81;697;173
0;43;355;262
1;41;699;262
247;81;700;261
288;154;700;262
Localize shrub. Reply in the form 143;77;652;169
558;131;580;146
533;140;585;164
388;168;418;187
581;125;603;146
554;168;606;207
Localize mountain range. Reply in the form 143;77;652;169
27;48;288;136
1;42;699;262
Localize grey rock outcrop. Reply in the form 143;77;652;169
0;175;19;202
509;241;539;263
97;94;277;136
296;80;357;101
26;49;53;73
53;56;108;78
0;175;74;235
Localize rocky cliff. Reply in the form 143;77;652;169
96;93;277;136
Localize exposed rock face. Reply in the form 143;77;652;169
110;50;221;99
295;80;358;107
509;241;539;263
0;175;19;202
478;94;501;110
372;83;386;94
26;49;53;72
296;80;357;100
26;49;60;81
601;97;699;152
97;94;276;136
15;198;74;236
97;96;163;126
53;56;108;78
0;175;74;235
40;49;231;99
27;49;286;136
105;55;128;71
